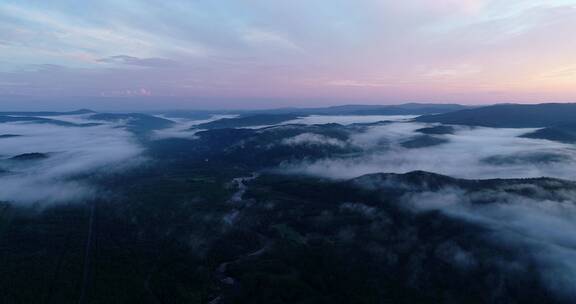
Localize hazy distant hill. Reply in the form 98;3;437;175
194;114;300;129
415;125;456;135
152;124;356;166
155;103;468;121
0;109;95;116
400;135;449;149
192;104;468;130
0;115;98;127
416;103;576;128
521;123;576;143
0;134;22;138
9;152;49;161
0;110;174;135
253;103;468;116
89;113;175;134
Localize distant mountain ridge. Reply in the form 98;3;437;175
250;103;469;116
351;170;575;193
88;113;175;134
0;109;175;135
194;114;301;129
189;103;470;129
0;115;99;127
416;103;576;128
0;109;95;116
521;123;576;143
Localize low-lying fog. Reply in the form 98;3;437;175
4;111;576;300
282;122;576;180
5;112;576;203
283;115;417;125
152;114;238;139
0;117;142;204
151;113;576;181
406;186;576;300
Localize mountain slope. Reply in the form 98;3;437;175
0;115;98;127
0;109;95;116
252;103;468;116
521;123;576;143
416;103;576;128
89;113;175;134
194;114;300;129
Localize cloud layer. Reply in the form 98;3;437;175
1;0;576;107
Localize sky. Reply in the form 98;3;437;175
1;0;576;109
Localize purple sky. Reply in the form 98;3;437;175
1;0;576;109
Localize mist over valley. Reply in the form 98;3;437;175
2;103;576;303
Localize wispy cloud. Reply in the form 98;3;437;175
97;55;179;68
1;0;576;104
